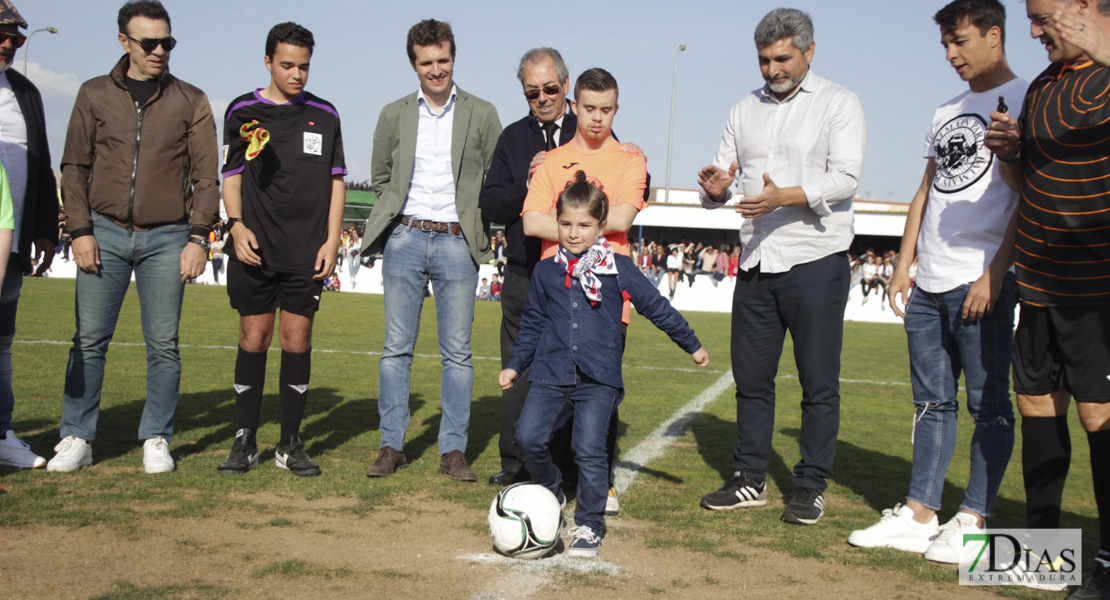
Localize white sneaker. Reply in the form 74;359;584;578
924;512;982;564
46;436;92;472
0;430;46;468
142;437;175;474
847;504;939;553
604;487;620;516
999;552;1069;591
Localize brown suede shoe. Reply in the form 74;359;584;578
439;450;477;481
365;446;407;477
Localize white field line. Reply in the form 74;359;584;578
14;339;912;387
13;339;729;376
612;370;735;495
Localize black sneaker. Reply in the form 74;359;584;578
217;428;259;474
1068;561;1110;599
781;487;825;525
700;472;767;510
275;434;321;477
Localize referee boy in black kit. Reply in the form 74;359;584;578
217;22;347;477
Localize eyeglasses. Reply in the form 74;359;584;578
0;32;26;49
523;84;561;101
127;35;176;53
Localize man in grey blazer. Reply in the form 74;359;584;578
362;19;501;481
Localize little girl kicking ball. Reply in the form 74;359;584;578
499;171;709;558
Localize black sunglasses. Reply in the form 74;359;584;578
0;32;26;49
523;84;561;101
127;35;176;53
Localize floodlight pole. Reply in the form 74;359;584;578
22;27;59;76
663;44;686;206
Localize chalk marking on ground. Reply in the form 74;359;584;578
15;340;913;385
612;370;736;495
13;339;730;376
461;553;622;600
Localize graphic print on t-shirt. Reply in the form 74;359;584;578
933;113;992;193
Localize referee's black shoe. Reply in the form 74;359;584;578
275;434;321;477
218;428;259;474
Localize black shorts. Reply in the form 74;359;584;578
226;259;324;317
1013;304;1110;403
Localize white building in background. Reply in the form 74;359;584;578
631;187;908;250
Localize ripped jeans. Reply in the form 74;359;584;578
903;273;1017;518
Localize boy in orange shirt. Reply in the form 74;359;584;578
523;67;647;263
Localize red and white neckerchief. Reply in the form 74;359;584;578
555;236;627;305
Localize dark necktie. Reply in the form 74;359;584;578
541;121;558;151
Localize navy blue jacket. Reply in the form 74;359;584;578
6;69;59;273
507;252;701;388
479;112;576;277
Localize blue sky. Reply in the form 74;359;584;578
20;0;1051;203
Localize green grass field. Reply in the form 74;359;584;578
0;278;1098;598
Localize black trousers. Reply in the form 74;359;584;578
730;252;849;491
499;269;619;486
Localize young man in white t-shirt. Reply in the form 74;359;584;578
848;0;1028;569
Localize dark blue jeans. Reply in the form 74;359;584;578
516;375;622;533
730;252;849;490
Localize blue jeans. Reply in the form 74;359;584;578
60;213;190;442
516;375;621;534
348;253;361;278
378;222;477;454
904;274;1017;518
0;258;23;434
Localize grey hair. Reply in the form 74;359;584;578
753;8;814;51
516;47;569;85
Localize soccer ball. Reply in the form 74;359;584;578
488;482;565;559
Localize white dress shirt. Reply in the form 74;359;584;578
0;71;28;251
700;70;866;274
404;85;458;222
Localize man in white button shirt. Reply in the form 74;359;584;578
696;7;866;526
0;0;59;471
361;19;501;482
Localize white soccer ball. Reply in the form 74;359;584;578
488;482;565;559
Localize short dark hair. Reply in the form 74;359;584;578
557;170;609;224
933;0;1006;46
573;68;618;102
266;22;314;58
407;19;455;63
118;0;171;35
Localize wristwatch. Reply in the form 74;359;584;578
188;235;211;251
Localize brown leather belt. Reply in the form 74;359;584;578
399;216;462;235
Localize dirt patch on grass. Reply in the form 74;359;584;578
6;493;1002;600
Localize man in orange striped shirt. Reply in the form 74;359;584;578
987;0;1110;594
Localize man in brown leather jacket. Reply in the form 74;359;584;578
49;0;219;474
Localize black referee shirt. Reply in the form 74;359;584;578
1017;61;1110;307
222;89;346;275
